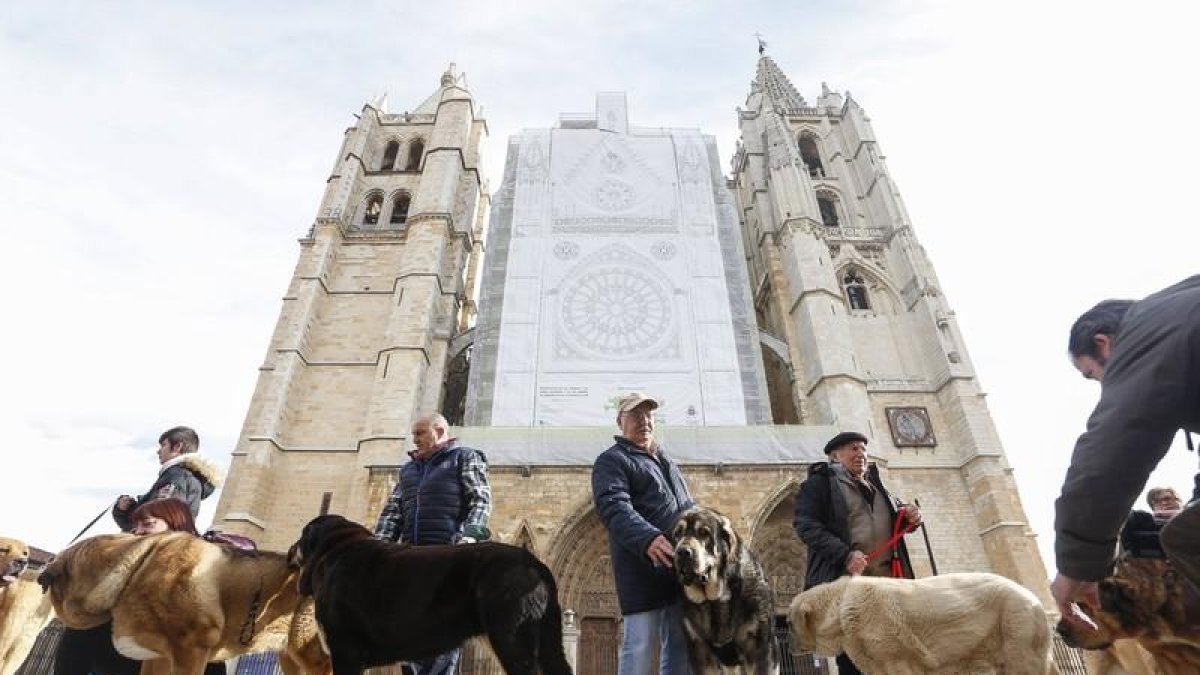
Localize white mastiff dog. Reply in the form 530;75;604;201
789;572;1053;675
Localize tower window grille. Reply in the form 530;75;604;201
844;270;871;311
363;194;383;227
799;134;825;179
406;139;425;171
381;141;400;170
390;192;410;226
817;193;840;228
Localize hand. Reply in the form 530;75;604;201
116;495;134;511
845;550;868;576
1051;573;1100;630
902;505;922;528
646;534;675;568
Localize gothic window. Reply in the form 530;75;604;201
362;194;383;228
406;139;425;171
798;134;825;179
817;191;841;228
389;192;410;226
843;270;871;310
380;140;400;170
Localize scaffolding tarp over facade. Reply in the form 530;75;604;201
451;425;836;466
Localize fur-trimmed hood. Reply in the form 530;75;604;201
163;453;224;491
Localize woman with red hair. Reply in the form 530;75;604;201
129;497;198;536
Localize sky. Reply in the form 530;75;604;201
1;0;1197;579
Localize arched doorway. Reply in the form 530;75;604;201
751;483;819;674
548;504;620;675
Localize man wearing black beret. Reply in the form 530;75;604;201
793;431;923;675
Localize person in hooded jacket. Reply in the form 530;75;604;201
793;431;921;675
111;426;221;531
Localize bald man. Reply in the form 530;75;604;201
374;413;492;675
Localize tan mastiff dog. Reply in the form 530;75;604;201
0;536;53;675
40;532;328;675
790;572;1053;675
1058;556;1200;675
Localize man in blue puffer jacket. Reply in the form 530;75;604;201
375;412;492;675
593;392;695;675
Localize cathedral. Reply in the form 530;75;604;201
213;53;1052;672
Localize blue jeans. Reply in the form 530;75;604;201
618;604;691;675
409;647;460;675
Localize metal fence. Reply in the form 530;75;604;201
14;620;64;675
774;616;830;674
1052;632;1090;675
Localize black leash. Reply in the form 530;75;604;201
65;500;118;547
914;498;938;576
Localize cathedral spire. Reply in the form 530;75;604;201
754;55;808;112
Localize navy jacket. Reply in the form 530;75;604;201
793;461;913;589
592;437;694;615
402;444;466;545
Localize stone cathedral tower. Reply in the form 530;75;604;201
732;51;1049;598
212;65;488;550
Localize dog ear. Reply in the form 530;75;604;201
718;515;739;556
1099;579;1148;633
297;556;316;596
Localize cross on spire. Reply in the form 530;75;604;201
754;32;767;55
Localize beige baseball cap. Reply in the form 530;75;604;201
616;392;660;414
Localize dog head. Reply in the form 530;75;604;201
0;536;31;588
788;578;846;656
1057;557;1179;650
289;514;373;597
672;506;739;603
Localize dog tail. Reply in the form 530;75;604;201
535;563;574;675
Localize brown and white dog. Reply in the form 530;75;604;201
0;536;53;675
790;572;1053;675
1057;556;1200;675
39;532;328;675
672;507;778;675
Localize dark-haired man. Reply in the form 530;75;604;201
793;431;921;675
1053;275;1200;625
112;426;222;531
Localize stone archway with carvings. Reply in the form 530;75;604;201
750;480;809;613
547;502;621;675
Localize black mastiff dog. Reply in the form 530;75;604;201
288;514;573;675
673;506;779;675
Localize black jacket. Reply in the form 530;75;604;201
793;461;913;589
112;454;221;531
592;437;695;615
1055;275;1200;580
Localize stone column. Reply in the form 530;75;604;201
561;609;579;671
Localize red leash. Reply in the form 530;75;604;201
864;506;919;577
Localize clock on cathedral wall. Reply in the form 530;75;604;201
885;407;937;447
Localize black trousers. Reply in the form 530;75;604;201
55;623;227;675
835;653;863;675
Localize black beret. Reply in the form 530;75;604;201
823;431;869;455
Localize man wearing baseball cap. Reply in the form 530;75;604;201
592;392;695;675
793;431;922;675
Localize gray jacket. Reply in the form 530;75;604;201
1055;275;1200;580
